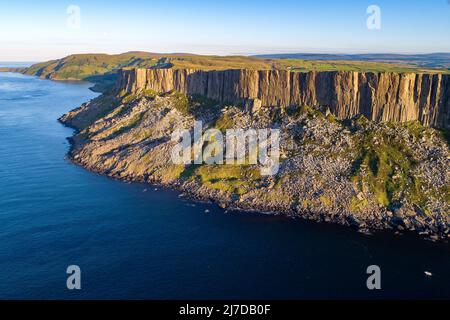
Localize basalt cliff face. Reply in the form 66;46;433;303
117;68;450;128
59;67;450;241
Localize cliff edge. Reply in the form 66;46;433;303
117;69;450;129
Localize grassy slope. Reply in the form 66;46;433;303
19;52;450;83
274;59;450;74
20;52;274;81
254;53;450;69
22;52;156;80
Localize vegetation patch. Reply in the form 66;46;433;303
102;112;145;139
189;94;219;109
189;165;261;196
160;164;185;182
21;52;450;92
276;59;450;74
214;113;235;132
170;92;190;115
319;196;333;207
349;126;430;209
132;129;154;142
349;196;369;213
286;104;327;121
122;93;140;104
402;121;427;139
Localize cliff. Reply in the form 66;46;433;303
117;68;450;129
60;88;450;240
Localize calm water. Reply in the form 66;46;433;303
0;71;449;300
0;62;35;69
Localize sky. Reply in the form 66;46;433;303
0;0;449;61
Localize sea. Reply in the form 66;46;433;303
0;68;449;299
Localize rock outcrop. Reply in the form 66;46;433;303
117;68;450;128
60;91;450;240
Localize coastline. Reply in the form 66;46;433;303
0;69;108;94
3;69;450;300
58;92;449;242
63;138;449;242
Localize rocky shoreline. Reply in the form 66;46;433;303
60;89;449;242
66;149;447;242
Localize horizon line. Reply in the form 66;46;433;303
1;50;450;63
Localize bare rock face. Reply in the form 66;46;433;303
245;98;262;113
116;68;450;128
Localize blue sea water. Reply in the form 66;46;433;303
0;62;35;69
0;71;449;300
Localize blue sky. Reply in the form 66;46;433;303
0;0;449;61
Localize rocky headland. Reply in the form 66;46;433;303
60;67;450;241
118;68;450;128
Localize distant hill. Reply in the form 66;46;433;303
253;53;450;69
7;52;450;93
17;52;162;92
14;52;273;92
19;52;272;80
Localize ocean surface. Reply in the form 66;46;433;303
0;62;36;69
0;71;449;300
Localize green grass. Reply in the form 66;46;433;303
132;129;154;142
23;52;160;80
21;53;272;83
122;93;140;104
103;112;145;139
120;88;159;104
184;165;261;196
214;113;235;132
349;196;369;213
21;52;449;88
350;126;429;209
142;89;158;98
403;121;427;139
170;92;190;115
275;59;450;74
285;104;325;120
319;196;333;207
